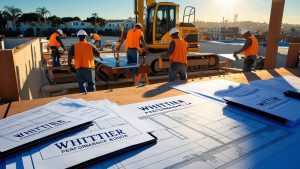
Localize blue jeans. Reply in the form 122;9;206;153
127;48;139;76
76;68;96;93
51;47;60;67
168;62;187;82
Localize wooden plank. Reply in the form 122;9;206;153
286;43;300;68
0;103;9;119
6;68;300;118
264;0;285;69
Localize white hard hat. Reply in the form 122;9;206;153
170;27;179;35
56;29;63;35
240;28;249;35
77;30;88;36
90;33;93;36
135;23;142;28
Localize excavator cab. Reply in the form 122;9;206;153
144;2;198;52
145;2;177;51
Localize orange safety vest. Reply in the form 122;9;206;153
125;28;143;51
49;32;60;47
74;41;95;69
170;38;188;64
93;33;100;41
244;35;258;58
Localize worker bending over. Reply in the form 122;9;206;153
164;28;188;82
68;30;101;93
234;29;258;72
49;29;66;67
90;33;101;47
117;23;147;85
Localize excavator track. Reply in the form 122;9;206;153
149;52;220;76
94;52;220;81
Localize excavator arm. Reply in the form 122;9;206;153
134;0;156;32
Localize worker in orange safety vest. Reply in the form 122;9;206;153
164;27;188;82
116;23;147;86
49;29;66;67
68;30;102;93
90;33;101;47
234;28;259;72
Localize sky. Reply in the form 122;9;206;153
0;0;299;24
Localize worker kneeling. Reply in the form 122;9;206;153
165;28;188;82
68;30;101;93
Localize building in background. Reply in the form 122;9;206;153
100;19;135;32
210;27;239;40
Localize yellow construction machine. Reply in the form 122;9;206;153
96;0;219;78
135;0;219;75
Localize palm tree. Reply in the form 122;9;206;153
92;13;98;18
36;7;51;19
3;5;22;31
36;7;50;33
91;13;99;31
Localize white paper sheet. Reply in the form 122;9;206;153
17;100;155;169
89;95;299;169
172;77;300;125
0;97;108;153
224;87;300;126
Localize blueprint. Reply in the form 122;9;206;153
90;95;298;169
1;99;156;169
0;97;109;154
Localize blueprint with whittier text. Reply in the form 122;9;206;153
90;95;299;169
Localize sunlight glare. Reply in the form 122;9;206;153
217;0;235;8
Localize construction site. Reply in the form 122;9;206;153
0;0;300;168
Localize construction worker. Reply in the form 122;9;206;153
68;30;101;93
90;33;101;47
49;29;66;67
164;27;188;82
116;23;147;85
234;29;258;72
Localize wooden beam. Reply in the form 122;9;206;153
264;0;285;69
286;43;300;68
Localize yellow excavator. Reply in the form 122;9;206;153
136;0;198;52
97;0;219;78
135;0;219;75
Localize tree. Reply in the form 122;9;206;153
0;11;7;30
3;5;22;31
36;7;51;19
62;17;81;23
92;13;98;18
18;13;44;23
48;15;63;27
86;13;106;31
36;7;50;28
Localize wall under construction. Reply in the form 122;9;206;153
0;38;45;101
